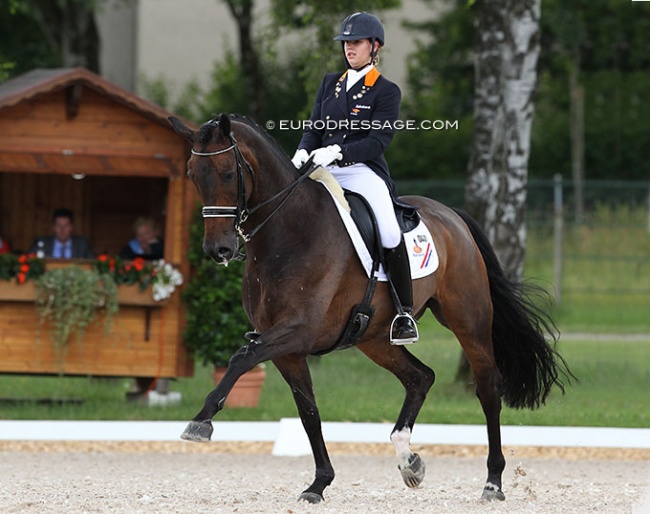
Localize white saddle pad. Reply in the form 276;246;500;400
314;179;439;282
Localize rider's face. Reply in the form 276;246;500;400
344;39;375;70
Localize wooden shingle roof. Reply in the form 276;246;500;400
0;67;196;177
0;67;192;129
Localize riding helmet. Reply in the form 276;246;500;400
333;12;385;46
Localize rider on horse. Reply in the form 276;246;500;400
292;12;418;344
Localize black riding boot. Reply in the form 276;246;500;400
384;240;419;345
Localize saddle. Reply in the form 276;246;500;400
346;191;420;258
312;190;419;356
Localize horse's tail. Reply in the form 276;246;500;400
452;208;573;409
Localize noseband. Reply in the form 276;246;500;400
192;132;317;259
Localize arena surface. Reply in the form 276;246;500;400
1;441;648;513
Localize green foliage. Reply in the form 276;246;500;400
0;253;45;282
0;57;14;83
397;0;650;181
386;0;474;180
182;207;251;367
0;6;58;78
35;267;118;357
270;0;401;117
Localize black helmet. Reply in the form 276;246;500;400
333;12;385;46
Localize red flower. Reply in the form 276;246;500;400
17;272;26;284
20;264;29;273
98;255;108;262
133;258;146;271
18;254;27;264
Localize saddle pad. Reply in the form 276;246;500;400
315;180;439;282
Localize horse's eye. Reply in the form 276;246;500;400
224;170;236;182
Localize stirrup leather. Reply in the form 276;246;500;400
389;313;419;345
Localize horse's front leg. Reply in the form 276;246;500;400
273;354;334;504
181;338;265;441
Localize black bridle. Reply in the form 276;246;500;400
192;132;317;259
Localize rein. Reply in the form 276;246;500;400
193;134;317;259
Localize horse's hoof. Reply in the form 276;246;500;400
481;483;506;501
398;453;426;488
298;492;324;504
180;420;213;442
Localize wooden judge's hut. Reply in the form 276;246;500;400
0;68;198;383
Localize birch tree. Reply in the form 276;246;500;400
457;0;541;381
465;0;541;280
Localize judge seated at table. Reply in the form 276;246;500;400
119;217;164;261
28;208;94;259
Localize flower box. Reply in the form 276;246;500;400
0;280;165;307
116;283;167;307
0;280;36;302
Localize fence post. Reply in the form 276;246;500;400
553;174;564;305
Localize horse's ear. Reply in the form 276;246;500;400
168;116;195;143
218;113;231;138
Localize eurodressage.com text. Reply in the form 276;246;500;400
266;119;459;131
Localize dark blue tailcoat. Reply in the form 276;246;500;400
298;67;401;196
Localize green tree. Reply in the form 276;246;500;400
7;0;108;73
0;4;58;76
221;0;265;121
397;0;650;183
386;0;474;180
270;0;401;117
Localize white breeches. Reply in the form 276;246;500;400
327;163;401;248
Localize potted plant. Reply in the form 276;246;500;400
182;208;264;407
34;266;119;360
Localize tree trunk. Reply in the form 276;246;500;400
569;51;585;225
458;0;541;382
224;0;265;122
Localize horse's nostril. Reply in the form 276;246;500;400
203;244;233;263
217;247;234;260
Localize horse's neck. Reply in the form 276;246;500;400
240;128;304;207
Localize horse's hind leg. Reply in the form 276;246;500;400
358;340;436;488
273;354;334;504
441;303;506;501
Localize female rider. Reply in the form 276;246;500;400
291;12;418;344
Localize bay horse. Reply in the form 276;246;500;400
169;113;570;504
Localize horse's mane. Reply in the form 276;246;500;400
201;113;295;170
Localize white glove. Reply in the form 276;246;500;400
291;148;310;168
310;145;343;167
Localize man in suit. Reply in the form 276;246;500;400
291;12;418;345
29;208;94;259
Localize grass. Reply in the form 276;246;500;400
1;318;647;428
526;203;650;332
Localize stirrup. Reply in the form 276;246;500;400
390;313;419;345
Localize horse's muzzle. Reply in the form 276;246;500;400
203;243;235;264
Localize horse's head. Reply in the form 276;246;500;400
170;113;255;265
